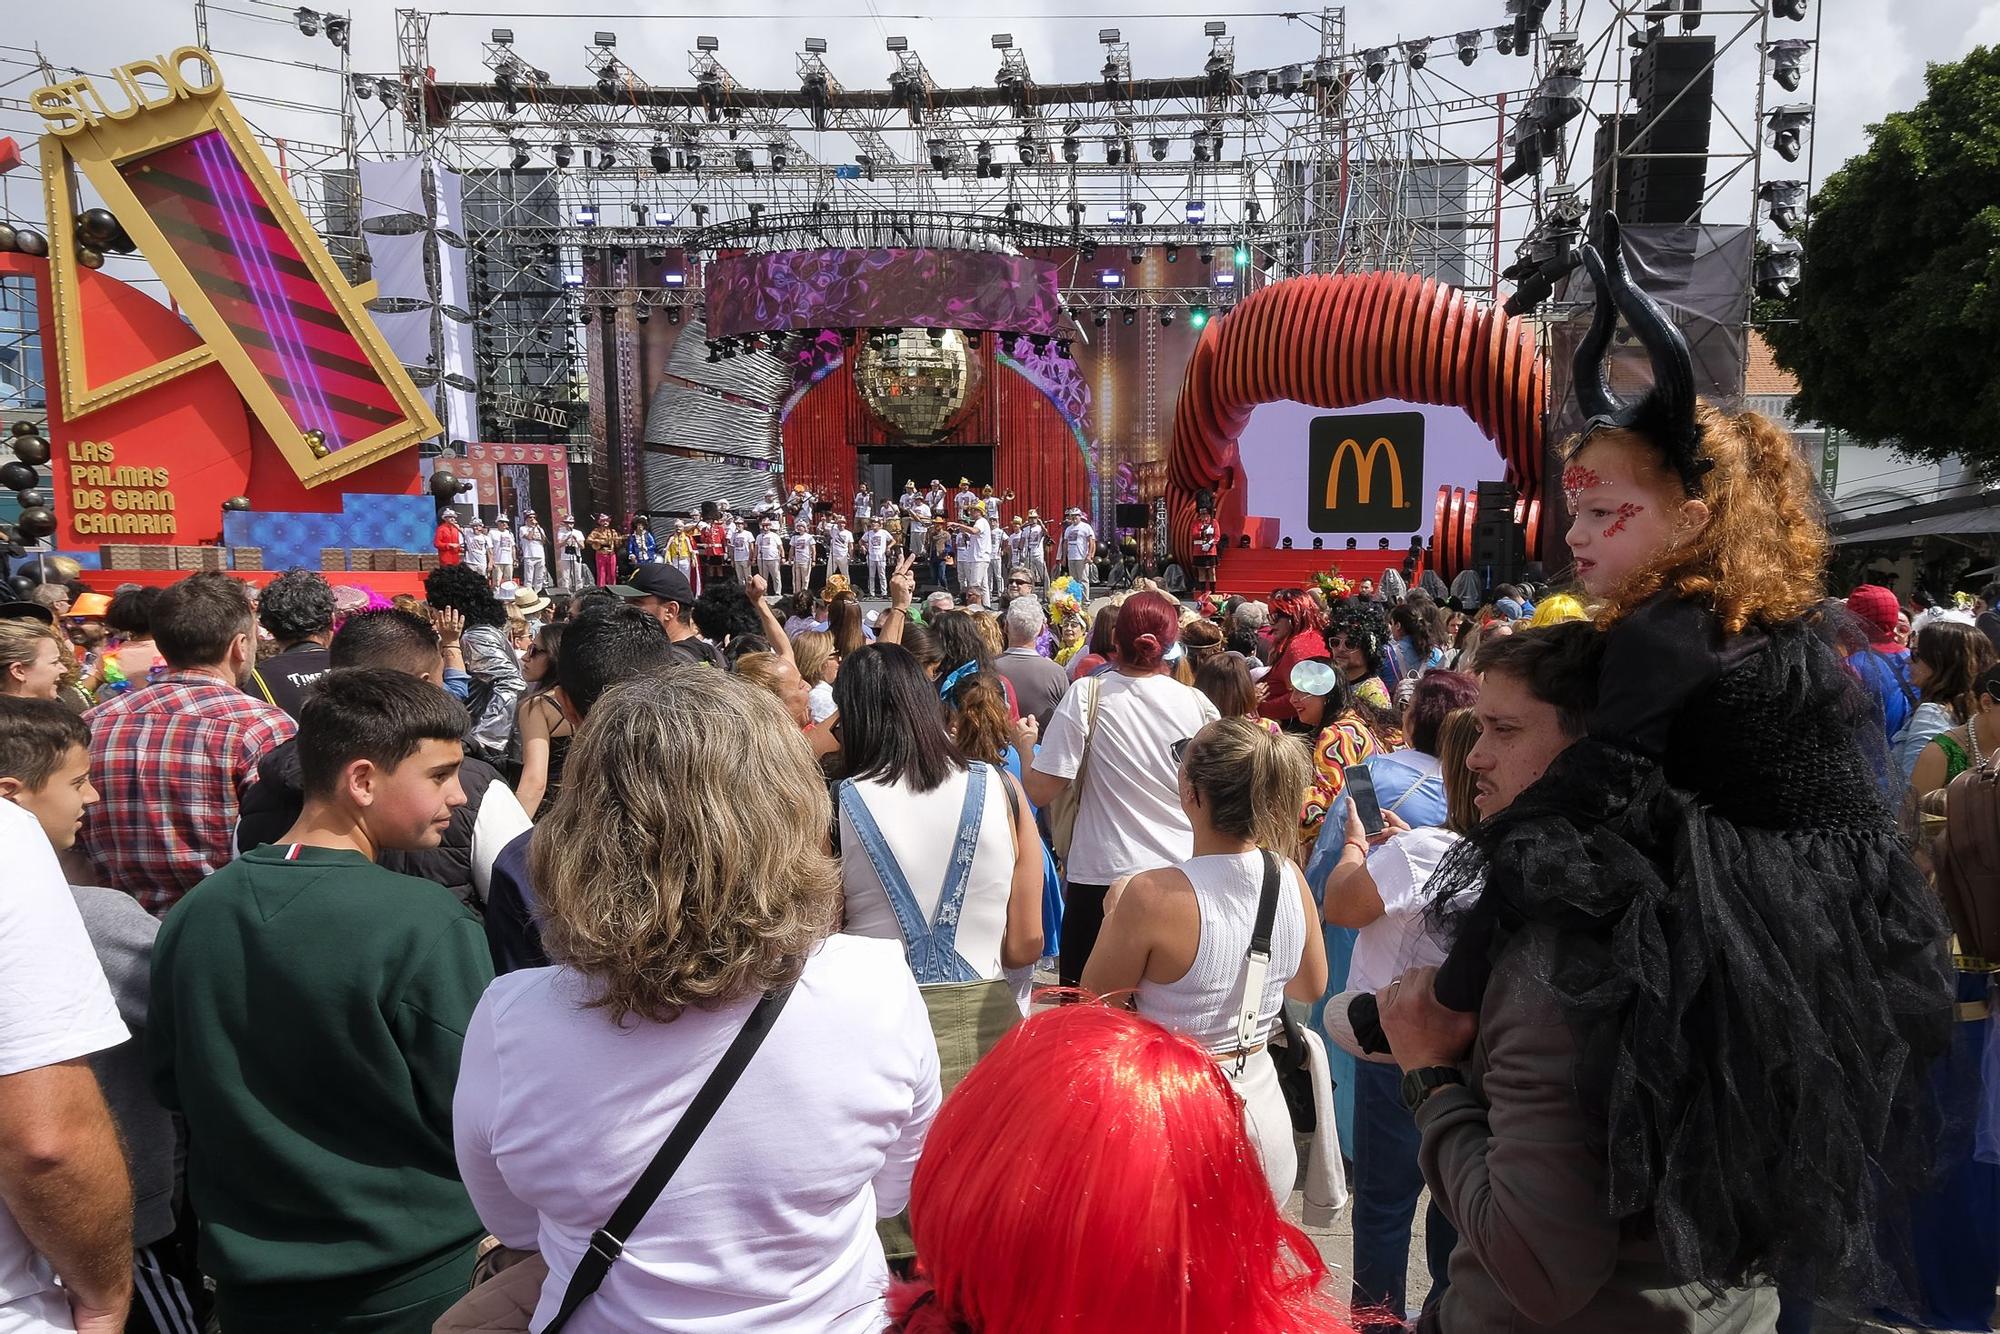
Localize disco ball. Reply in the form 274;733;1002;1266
853;328;985;442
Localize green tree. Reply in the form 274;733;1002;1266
1765;46;2000;481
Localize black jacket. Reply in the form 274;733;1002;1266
236;737;517;908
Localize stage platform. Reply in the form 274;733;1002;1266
1213;548;1422;599
81;568;433;599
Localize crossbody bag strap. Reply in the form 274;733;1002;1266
542;982;797;1334
1234;849;1282;1064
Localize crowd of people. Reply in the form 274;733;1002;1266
0;233;1995;1334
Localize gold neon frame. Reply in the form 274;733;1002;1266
37;54;437;487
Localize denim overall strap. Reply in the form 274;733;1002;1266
837;766;987;983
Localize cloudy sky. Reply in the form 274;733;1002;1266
0;0;1990;277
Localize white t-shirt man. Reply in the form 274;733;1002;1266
1062;519;1096;562
489;524;517;566
828;527;853;565
464;528;491;573
1344;825;1462;994
969;517;994;566
755;528;784;565
728;526;753;563
863;526;892;563
0;800;128;1332
1032;672;1220;884
790;531;817;566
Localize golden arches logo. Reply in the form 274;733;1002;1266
1324;436;1406;511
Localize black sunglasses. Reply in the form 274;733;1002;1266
1171;736;1193;764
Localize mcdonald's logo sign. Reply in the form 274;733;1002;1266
1308;411;1425;532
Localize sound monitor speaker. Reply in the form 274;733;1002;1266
1471;481;1525;585
1114;503;1150;528
1591;114;1638;220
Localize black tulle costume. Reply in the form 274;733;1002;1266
1419;216;1956;1308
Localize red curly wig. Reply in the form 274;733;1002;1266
887;1003;1347;1334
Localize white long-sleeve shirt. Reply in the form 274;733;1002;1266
453;934;940;1334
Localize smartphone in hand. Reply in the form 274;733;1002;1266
1343;764;1385;836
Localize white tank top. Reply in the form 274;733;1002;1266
1136;850;1308;1054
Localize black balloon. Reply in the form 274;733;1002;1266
0;223;15;253
9;422;33;437
12;228;47;259
12;490;44;511
15;507;55;541
223;496;252;511
11;436;48;467
16;555;57;583
78;249;105;270
0;462;35;491
77;208;118;247
428;469;461;499
7;574;37;597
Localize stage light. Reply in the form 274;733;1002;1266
1189;306;1208;329
735;147;755;173
1104;136;1123;166
1064;134;1080;163
1244;71;1268;99
1080;239;1098;261
352;73;373;100
1278;64;1304;95
1757;237;1804;299
294;7;318;38
1149;136;1168;161
1234;242;1250;267
1495;25;1516;56
1767;38;1811;92
1099;270;1123;287
1457;30;1482;65
490;27;513;44
1192;138;1210;164
770;142;789;171
1758;180;1807;231
1163;246;1178;265
594;31;616;48
1129;247;1144;265
697;35;720;51
1029;334;1050;353
635;303;650;324
553;139;572;167
1092;309;1107;328
1186;201;1206;224
1365;48;1389;82
1198;244;1214;264
509;139;529;170
1767;104;1813;162
1100;28;1121;43
323;16;349;50
1017;135;1038;166
595;63;620;101
597;139;618;169
1245;198;1261;223
707;342;722;363
1122;309;1135;326
1774;0;1807;18
668;307;682;325
1057;338;1073;358
1403;39;1429;72
721;338;738;359
662;271;686;288
1160;310;1175;326
575;204;598;226
649;138;671;173
631;202;648;225
1214;270;1236;287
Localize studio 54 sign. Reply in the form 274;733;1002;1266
1307;411;1424;532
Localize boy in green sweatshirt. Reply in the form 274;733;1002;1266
148;669;495;1332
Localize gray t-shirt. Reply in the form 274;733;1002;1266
993;647;1071;734
69;885;180;1247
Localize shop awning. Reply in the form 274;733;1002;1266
1831;493;2000;545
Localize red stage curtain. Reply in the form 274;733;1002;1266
780;347;1088;522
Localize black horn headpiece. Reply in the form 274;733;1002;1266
1572;212;1709;493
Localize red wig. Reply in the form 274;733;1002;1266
1113;590;1180;671
890;1003;1346;1334
1268;588;1326;635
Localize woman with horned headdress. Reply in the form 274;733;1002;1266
1361;215;1954;1330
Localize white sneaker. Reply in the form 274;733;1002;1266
1323;990;1399;1064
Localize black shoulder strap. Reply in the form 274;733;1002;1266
542;982;797;1333
1251;848;1281;957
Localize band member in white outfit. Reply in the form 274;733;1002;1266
788;522;817;596
555;515;586;590
1019;510;1050;588
464;518;491;579
853;485;873;523
950;512;994;605
728;518;753;585
1061;508;1097;599
517;512;549;591
754;519;784;591
827;516;854;585
489;516;517;586
863;518;893;597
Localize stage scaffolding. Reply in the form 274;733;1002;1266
0;1;1816;472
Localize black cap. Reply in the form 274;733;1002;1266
628;563;697;606
0;600;55;625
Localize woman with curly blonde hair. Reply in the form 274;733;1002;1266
452;668;941;1333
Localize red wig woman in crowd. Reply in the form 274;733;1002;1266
1256;588;1329;726
886;1003;1349;1334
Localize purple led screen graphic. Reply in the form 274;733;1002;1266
120;130;409;454
705;248;1065;340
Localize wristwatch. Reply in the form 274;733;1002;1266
1400;1065;1467;1113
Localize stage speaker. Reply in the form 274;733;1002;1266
1590;114;1638;221
1114;503;1149;529
1470;481;1525;586
1623;35;1715;225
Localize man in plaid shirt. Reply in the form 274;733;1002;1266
80;573;295;916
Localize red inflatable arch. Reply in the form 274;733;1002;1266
1167;271;1547;578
